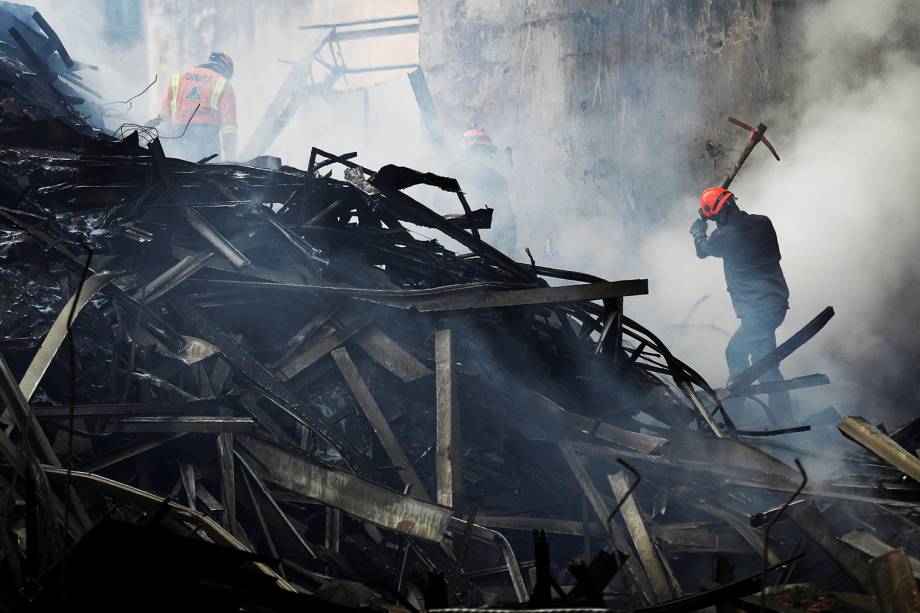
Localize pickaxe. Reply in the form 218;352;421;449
720;117;780;190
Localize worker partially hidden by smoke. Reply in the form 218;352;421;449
156;52;237;162
450;126;518;255
690;188;792;417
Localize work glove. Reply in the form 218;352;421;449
690;218;708;239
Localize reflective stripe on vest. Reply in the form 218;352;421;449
210;76;227;111
170;73;180;120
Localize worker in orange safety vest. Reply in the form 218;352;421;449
158;52;237;162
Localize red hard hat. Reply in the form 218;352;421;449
699;187;734;218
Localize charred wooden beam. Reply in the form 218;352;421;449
609;471;678;601
838;416;920;484
33;398;233;419
239;434;451;542
217;433;238;536
869;548;920;612
559;443;656;605
103;416;254;433
843;530;920;579
353;326;432;382
435;329;460;509
790;501;873;593
178;462;197;510
234;450;317;560
80;433;188;472
182;207;251;269
190;278;649;312
331;347;429;500
169;295;374;474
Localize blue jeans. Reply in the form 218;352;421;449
725;310;792;414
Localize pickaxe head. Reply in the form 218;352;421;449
728;117;780;161
717;117;782;190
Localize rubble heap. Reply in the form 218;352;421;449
1;6;920;613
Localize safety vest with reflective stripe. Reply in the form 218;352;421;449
160;66;237;133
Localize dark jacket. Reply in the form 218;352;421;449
694;211;789;317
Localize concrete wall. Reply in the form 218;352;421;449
419;1;799;254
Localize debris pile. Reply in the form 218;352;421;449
2;6;920;613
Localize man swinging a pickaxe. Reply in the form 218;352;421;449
690;118;791;417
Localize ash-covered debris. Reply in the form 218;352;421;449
1;6;920;613
0;2;107;136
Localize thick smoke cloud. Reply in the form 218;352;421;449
622;0;920;423
22;0;920;424
750;0;920;421
26;1;423;170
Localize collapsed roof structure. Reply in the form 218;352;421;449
1;5;920;613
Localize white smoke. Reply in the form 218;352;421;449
628;0;920;422
21;0;920;424
23;1;425;168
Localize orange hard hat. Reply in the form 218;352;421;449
699;187;734;218
462;127;496;152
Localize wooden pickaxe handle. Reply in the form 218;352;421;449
721;119;780;190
